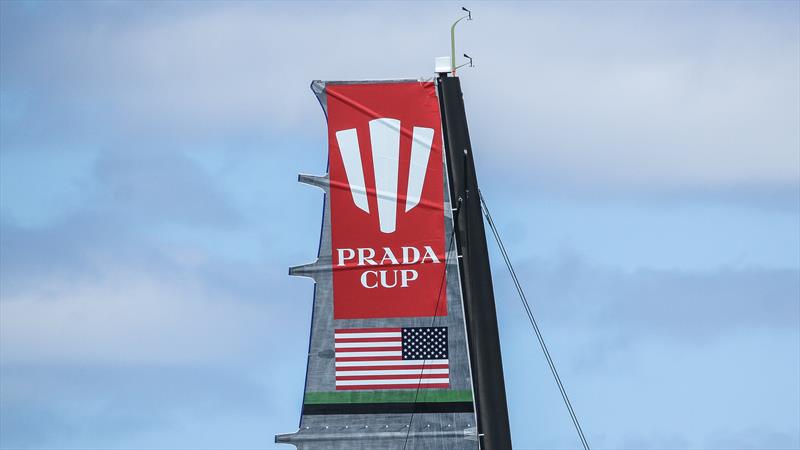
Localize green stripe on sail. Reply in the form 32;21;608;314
304;389;473;404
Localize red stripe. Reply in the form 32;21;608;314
335;337;402;343
335;346;400;353
335;328;401;334
335;364;449;371
336;374;449;380
335;384;450;390
335;356;403;362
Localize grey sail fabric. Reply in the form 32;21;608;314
275;80;478;449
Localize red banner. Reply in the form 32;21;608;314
327;82;447;319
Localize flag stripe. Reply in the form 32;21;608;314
336;369;449;377
334;332;402;340
336;378;449;387
334;350;402;356
335;364;449;371
335;328;401;334
334;341;401;349
334;336;402;343
334;383;451;391
335;355;403;362
336;375;449;382
335;359;448;367
336;378;449;386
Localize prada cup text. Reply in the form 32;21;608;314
336;246;441;288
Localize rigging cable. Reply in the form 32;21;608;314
402;211;459;450
479;189;591;450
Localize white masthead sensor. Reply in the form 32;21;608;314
435;56;451;74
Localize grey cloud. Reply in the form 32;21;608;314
495;253;800;343
93;150;242;228
0;203;306;366
704;427;800;450
615;429;800;450
625;181;800;214
0;213;141;298
2;1;797;199
0;364;278;449
0;210;309;446
0;147;247;297
620;432;691;450
496;255;799;449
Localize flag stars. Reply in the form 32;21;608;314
401;327;448;360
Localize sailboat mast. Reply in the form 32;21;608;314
436;73;513;449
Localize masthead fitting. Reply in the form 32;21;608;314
454;53;474;71
450;7;473;75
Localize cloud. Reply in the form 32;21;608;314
0;189;310;448
496;256;799;449
1;269;265;365
495;252;800;346
0;363;289;449
705;427;800;450
93;150;243;228
465;3;800;189
2;1;797;198
0;220;306;367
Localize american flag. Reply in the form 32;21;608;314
334;327;450;390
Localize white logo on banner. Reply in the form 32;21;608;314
335;118;434;234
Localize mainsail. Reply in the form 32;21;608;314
276;80;480;449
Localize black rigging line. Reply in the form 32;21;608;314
402;203;460;450
479;189;591;450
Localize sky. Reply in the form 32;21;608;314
0;1;798;449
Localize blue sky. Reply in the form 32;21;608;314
1;1;798;449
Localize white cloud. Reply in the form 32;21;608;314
1;267;264;364
3;2;797;192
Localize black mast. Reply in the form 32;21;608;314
437;73;513;449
